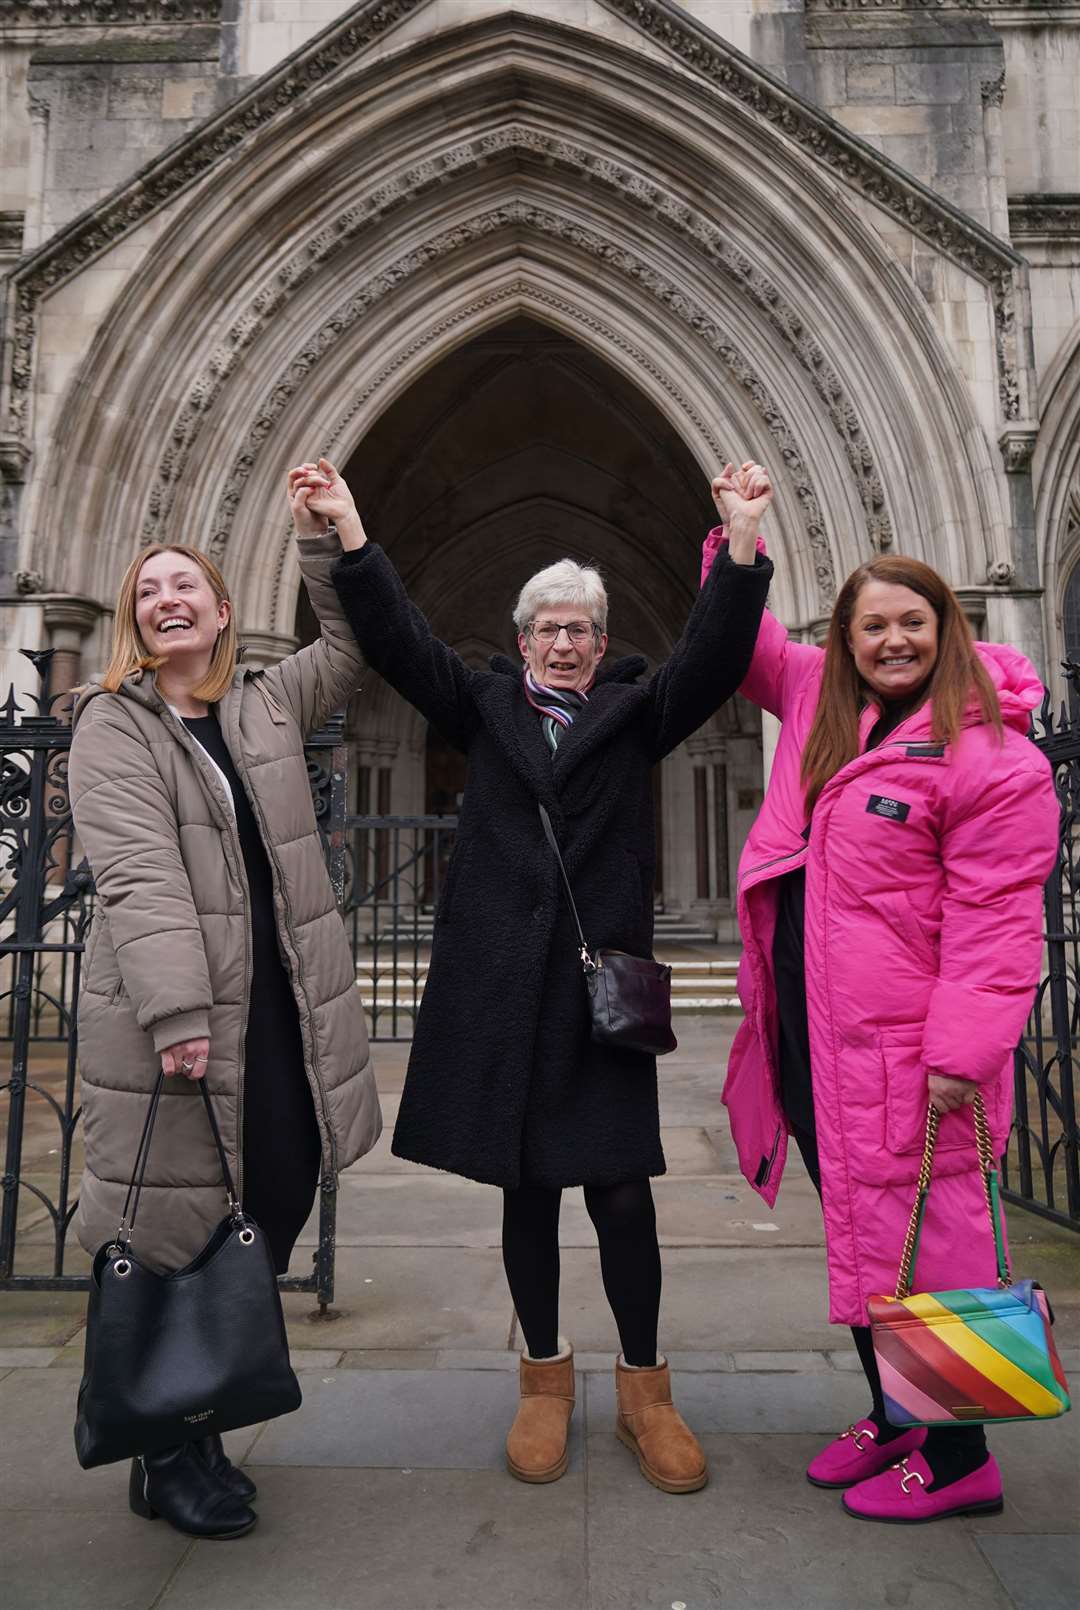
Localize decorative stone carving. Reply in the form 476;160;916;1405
14;569;45;594
2;1;1027;450
139;130;878;580
986;559;1016;587
601;0;1025;420
981;72;1007;110
804;1;1072;9
998;425;1037;475
2;2;219;23
266;279;837;619
1009;196;1080;240
0;214;25;258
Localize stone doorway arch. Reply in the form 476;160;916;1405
294;312;763;928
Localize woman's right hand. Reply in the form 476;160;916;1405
160;1037;210;1080
711;462;772;566
287;459;367;549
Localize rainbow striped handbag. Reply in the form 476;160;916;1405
868;1094;1071;1427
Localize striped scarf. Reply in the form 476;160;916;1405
523;668;591;753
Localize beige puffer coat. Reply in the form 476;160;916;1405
69;532;381;1270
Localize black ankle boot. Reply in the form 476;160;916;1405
193;1432;257;1502
129;1445;257;1539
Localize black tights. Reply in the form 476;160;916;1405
789;1124;988;1489
502;1180;661;1367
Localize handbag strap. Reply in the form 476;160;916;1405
894;1092;1011;1300
537;803;595;974
113;1071;242;1254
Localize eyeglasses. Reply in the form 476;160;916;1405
527;621;599;645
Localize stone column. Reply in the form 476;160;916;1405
238;629;298;669
41;594;99;715
981;70;1010;244
22;89;49;253
0;439;31;598
994;425;1046;676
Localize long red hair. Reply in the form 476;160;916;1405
800;556;1002;814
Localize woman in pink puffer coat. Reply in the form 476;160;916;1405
705;463;1059;1524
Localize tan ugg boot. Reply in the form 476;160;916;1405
615;1356;708;1493
506;1342;575;1484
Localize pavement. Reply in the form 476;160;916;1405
2;1018;1078;1610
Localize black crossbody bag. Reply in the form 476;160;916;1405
74;1070;301;1469
538;803;677;1057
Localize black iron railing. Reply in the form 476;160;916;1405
0;653;346;1304
1003;669;1080;1230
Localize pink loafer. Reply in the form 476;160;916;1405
806;1420;926;1489
842;1451;1004;1524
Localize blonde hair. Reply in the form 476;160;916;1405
513;558;608;634
102;544;238;703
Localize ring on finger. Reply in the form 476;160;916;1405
180;1058;195;1072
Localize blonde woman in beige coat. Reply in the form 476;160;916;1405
69;461;380;1540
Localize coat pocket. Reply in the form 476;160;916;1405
880;1032;1006;1162
879;892;939;974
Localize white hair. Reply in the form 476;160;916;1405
513;559;608;635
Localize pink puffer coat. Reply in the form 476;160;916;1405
703;529;1059;1324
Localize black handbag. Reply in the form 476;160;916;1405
539;803;677;1056
74;1071;301;1470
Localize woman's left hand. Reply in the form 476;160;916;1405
287;458;364;542
927;1072;978;1113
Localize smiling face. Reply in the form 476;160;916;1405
133;549;230;669
518;602;608;692
847;580;939;703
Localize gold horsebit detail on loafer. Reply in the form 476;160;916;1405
893;1458;926;1495
840;1424;877;1452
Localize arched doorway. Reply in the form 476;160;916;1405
318;313;762;929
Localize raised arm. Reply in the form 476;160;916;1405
701;464;822;721
288;462;477;751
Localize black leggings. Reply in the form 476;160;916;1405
502;1180;661;1367
790;1123;987;1484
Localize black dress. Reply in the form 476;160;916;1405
182;711;322;1273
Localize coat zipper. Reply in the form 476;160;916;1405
154;691;254;1201
221;689;339;1176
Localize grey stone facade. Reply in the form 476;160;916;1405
0;0;1077;925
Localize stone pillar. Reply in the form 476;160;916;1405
239;629;298;670
0;439;31;598
41;595;100;714
994;425;1046;677
981;70;1010;243
22;90;49;253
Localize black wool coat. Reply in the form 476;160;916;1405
332;543;772;1189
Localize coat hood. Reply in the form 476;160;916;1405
973;640;1045;734
72;670;167;732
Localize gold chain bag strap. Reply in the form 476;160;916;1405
868;1093;1071;1427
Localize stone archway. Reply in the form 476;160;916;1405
294;312;764;926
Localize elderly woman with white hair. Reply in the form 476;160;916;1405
321;459;772;1493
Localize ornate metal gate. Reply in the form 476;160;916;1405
0;653;346;1306
1003;679;1080;1230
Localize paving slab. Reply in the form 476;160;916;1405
0;1289;88;1348
156;1466;587;1610
340;1348;439;1369
557;1246;835;1353
587;1369;865;1436
584;1431;1015;1610
281;1246;513;1351
976;1534;1080;1610
249;1367;584;1473
3;1507;190;1610
0;1366;260;1514
965;1410;1080;1535
0;1346;61;1367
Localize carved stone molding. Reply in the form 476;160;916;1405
202;209;842;604
0;436;32;481
981;71;1007;108
0;214;25;257
986;559;1016;586
999;424;1037;473
266;279;837;618
1009;195;1080;240
13;569;45;595
4;0;1027;448
1;2;219;24
139;129;882;575
804;1;1074;10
